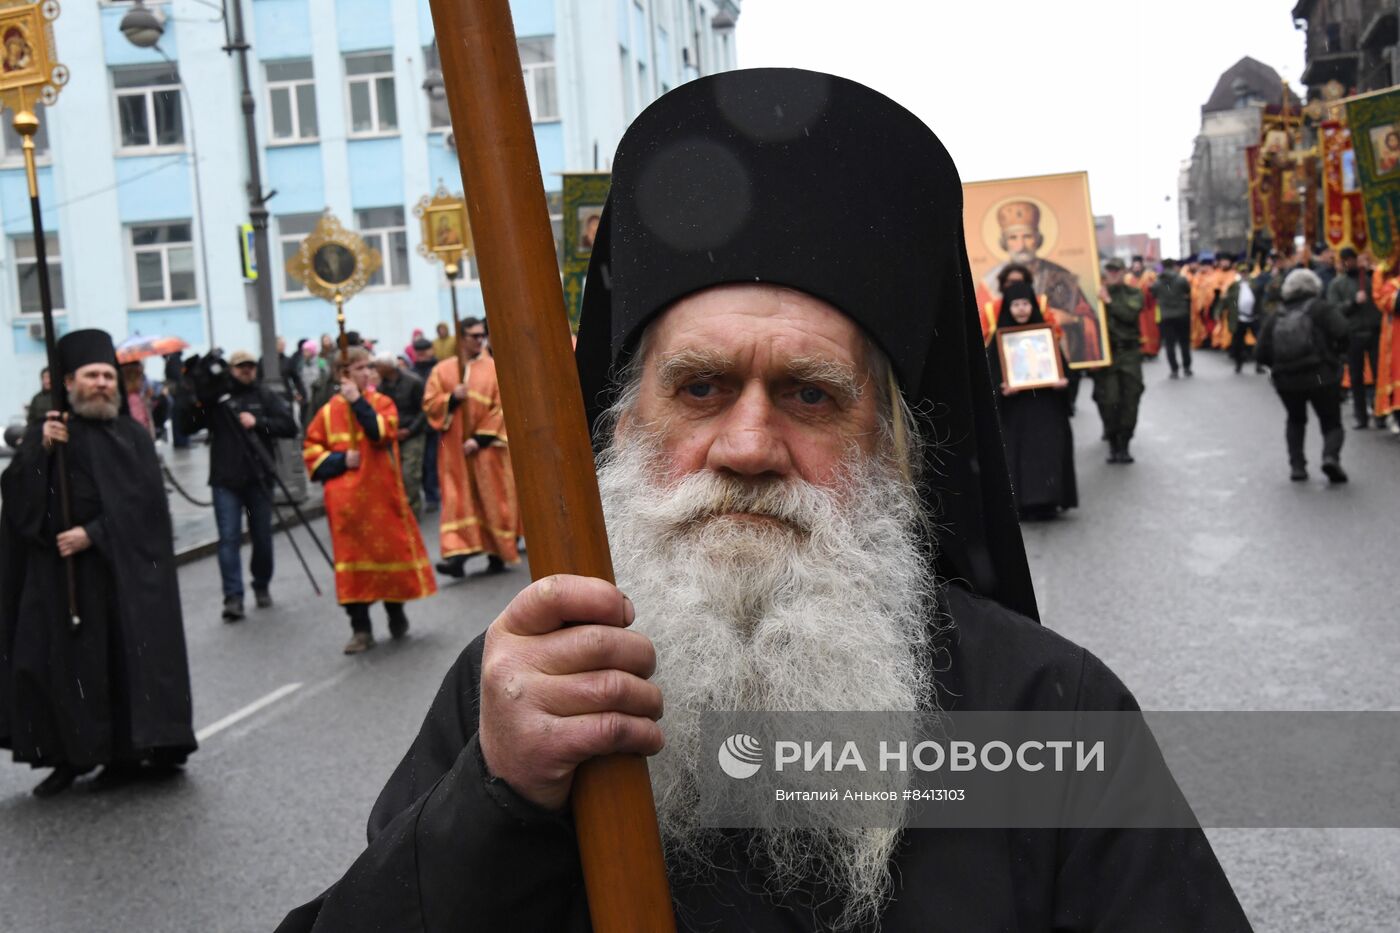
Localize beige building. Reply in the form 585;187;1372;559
1179;57;1299;258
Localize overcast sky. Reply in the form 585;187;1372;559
737;0;1307;256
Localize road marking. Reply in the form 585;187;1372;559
196;683;303;742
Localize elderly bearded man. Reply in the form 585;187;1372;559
1;330;196;797
278;71;1248;932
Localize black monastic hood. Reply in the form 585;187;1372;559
56;329;118;379
575;68;1038;622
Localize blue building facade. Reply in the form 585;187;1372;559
2;0;740;415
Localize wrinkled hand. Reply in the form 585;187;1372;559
1001;382;1019;397
479;575;663;811
452;383;468;400
463;438;480;456
345;449;361;470
238;411;257;430
56;526;91;557
339;379;361;404
1356;289;1368;304
1053;377;1070;389
41;412;67;448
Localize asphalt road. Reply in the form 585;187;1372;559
1;349;1397;931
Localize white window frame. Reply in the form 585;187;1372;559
127;222;198;309
0;104;50;167
277;213;322;299
519;37;559;123
265;60;318;146
355;208;410;290
344;52;398;139
113;70;185;155
11;235;64;318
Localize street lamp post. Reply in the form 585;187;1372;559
123;0;304;499
121;0;277;386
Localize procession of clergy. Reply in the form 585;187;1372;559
0;319;519;797
1128;246;1400;426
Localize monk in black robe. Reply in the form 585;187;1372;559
277;71;1249;931
988;281;1079;519
1;329;196;797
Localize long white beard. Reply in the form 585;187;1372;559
597;430;940;929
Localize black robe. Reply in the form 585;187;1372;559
276;586;1249;932
0;417;196;769
987;346;1078;514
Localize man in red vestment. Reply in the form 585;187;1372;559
304;347;436;654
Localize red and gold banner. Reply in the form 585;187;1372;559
1321;121;1368;253
1245;144;1265;233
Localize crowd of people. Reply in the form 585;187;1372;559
0;313;526;795
981;240;1400;522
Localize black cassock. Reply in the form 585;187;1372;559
987;350;1078;515
0;416;196;770
277;586;1250;932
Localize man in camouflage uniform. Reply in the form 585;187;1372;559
1092;258;1146;464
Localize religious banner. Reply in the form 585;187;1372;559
1257;111;1306;251
562;171;610;332
964;171;1109;370
284;211;381;354
1245;144;1266;237
415;184;471;271
0;0;67;117
1344;86;1400;261
1320;121;1367;254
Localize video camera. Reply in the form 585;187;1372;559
183;352;233;405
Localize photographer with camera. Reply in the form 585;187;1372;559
174;349;297;621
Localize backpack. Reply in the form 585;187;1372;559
1270;299;1321;373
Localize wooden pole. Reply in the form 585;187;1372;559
425;0;675;929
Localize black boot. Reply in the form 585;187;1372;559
1106;436;1122;464
386;602;409;640
484;554;508;574
435;554;467;578
33;764;89;798
1321;427;1348;484
1118;436;1135;464
1286;422;1307;481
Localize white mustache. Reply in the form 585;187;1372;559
628;471;837;537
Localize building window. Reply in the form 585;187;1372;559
0;103;48;162
13;235;63;315
345;52;397;136
355;207;409;288
266;59;318;143
129;222;196;306
277;212;322;297
518;37;558;122
114;64;183;152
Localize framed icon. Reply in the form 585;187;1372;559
284;211;381;302
997;324;1065;391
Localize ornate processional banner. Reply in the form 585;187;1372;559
1344;86;1400;262
1320;122;1367;254
562;172;610;332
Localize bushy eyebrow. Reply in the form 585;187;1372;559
655;349;735;389
786;356;862;405
655;349;862;405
